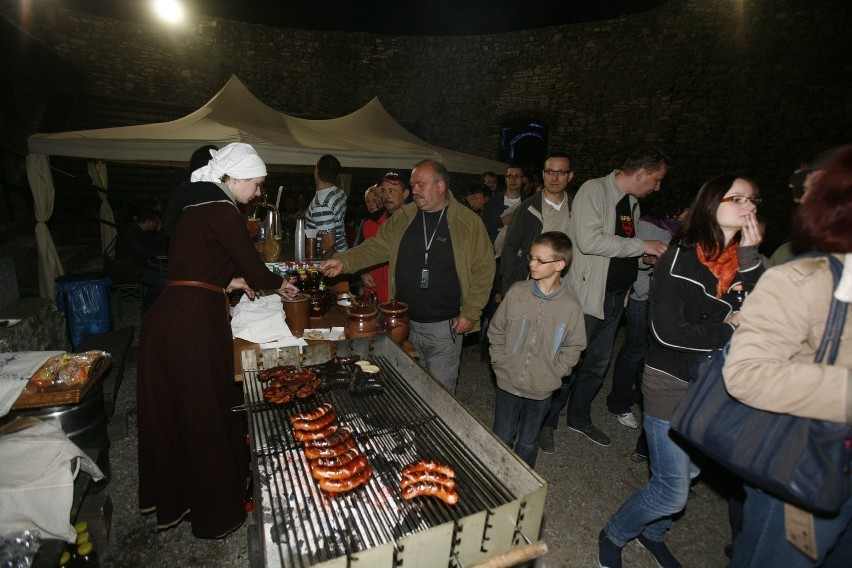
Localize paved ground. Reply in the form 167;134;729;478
100;307;731;567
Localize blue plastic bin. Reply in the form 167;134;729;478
55;273;113;348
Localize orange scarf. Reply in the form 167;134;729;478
696;243;739;298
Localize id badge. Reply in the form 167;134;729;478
420;268;430;289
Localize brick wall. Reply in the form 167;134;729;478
2;0;851;246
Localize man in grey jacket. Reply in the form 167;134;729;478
541;147;670;448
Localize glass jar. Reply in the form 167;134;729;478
346;305;378;339
378;300;410;346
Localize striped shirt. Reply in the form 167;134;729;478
305;186;348;252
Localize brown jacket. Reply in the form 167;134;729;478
723;255;852;424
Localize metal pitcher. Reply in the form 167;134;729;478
294;218;306;262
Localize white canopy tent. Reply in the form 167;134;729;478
26;75;506;298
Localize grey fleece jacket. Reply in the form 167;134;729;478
488;280;587;400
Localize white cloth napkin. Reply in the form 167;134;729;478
0;351;65;417
230;294;292;344
0;419;104;542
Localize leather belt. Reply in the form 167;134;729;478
168;280;229;314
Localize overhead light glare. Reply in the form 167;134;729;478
152;0;185;24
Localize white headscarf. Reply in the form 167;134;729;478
190;142;267;183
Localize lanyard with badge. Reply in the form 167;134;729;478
420;207;446;289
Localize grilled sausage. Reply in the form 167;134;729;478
304;436;355;460
312;448;361;469
293;423;339;443
291;409;338;432
318;465;372;493
401;481;459;505
402;461;455;478
258;365;296;381
400;471;456;491
332;355;360;365
304;427;352;449
290;403;333;424
311;454;369;480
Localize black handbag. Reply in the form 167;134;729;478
670;253;851;514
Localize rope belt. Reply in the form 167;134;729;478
168;280;229;315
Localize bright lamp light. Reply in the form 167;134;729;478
152;0;185;23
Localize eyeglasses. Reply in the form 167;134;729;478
527;255;562;265
720;195;762;205
542;169;571;177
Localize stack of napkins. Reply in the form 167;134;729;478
230;294;305;348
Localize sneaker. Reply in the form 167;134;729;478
636;534;682;568
598;530;623;568
538;427;555;454
568;424;611;446
616;412;639;429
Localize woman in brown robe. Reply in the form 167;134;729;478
137;143;298;538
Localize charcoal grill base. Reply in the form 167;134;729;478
241;336;547;568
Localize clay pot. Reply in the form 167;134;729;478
378;300;410;346
345;304;378;339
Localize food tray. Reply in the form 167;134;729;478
11;355;111;410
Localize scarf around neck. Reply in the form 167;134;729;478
696;242;740;298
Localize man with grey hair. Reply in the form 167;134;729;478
320;159;495;394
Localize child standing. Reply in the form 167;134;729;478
488;231;586;467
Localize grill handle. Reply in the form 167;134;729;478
467;540;548;568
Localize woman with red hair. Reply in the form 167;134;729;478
724;146;852;567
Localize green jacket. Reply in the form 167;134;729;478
333;197;495;331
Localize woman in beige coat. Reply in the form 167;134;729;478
723;145;852;567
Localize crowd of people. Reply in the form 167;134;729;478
133;139;850;567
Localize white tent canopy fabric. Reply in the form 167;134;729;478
28;75;506;173
25;75;506;299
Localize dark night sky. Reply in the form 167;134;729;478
66;0;669;36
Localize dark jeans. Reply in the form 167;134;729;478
731;485;852;567
607;297;649;414
544;290;626;430
492;387;551;468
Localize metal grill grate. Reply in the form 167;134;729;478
244;354;517;567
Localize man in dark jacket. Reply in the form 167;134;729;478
500;152;575;297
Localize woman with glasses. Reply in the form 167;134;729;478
599;174;764;568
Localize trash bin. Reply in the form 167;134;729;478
55;273;113;349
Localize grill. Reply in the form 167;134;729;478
241;336;547;568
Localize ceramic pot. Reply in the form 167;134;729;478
378;300;410;346
346;305;378;339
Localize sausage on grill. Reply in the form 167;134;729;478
304;427;352;449
402;460;455;479
400;471;456;491
318;465;372;493
290;403;332;424
332;355;360;365
401;481;459;505
312;448;361;469
311;454;369;480
293;423;339;442
291;410;338;432
304;436;356;460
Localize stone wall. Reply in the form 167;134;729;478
2;0;851;237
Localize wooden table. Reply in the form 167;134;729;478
233;308;347;379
